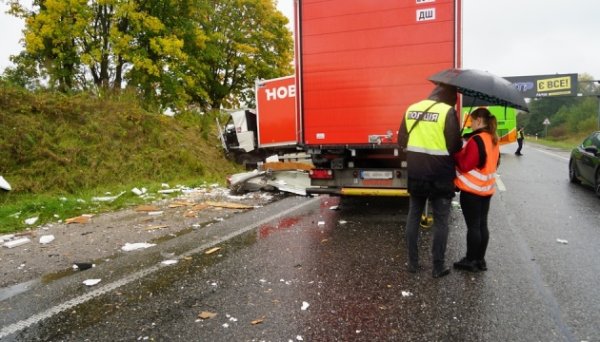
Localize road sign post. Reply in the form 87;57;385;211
543;118;551;137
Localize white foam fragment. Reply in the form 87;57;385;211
83;279;101;286
121;242;156;251
401;291;413;297
161;259;178;265
0;234;15;242
4;237;31;248
556;238;568;244
301;301;310;310
24;217;39;225
39;235;55;244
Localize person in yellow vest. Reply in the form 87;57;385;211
453;107;500;272
515;125;525;155
398;84;462;278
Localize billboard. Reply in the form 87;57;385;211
506;73;577;98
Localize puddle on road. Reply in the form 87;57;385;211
0;279;39;301
23;231;261;341
0;220;225;302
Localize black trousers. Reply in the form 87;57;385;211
459;191;492;261
516;138;524;153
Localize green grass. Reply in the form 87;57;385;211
530;134;588;151
0;85;242;234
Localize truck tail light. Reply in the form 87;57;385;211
309;169;334;180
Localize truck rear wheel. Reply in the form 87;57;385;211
236;153;261;170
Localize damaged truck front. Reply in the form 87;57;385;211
295;0;462;196
217;76;303;169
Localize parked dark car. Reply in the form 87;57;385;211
569;131;600;196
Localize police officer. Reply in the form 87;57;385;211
515;126;524;155
398;84;462;278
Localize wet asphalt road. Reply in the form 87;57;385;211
2;142;600;341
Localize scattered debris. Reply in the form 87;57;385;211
131;187;147;196
3;237;31;248
0;234;15;242
317;221;325;226
191;203;210;211
161;259;178;265
338;220;347;225
251;318;264;325
135;205;161;212
73;263;95;271
205;201;253;210
329;205;339;210
0;176;11;191
205;247;221;255
158;188;180;194
401;291;413;297
24;217;39;225
147;211;164;216
168;201;193;208
83;279;101;286
144;225;169;231
556;238;568;244
121;242;156;251
92;191;126;202
39;235;55;244
198;311;217;320
66;214;93;224
301;301;310;310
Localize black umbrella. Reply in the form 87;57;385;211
429;68;529;112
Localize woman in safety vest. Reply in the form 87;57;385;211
453;107;500;272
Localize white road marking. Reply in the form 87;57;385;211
533;147;570;162
495;173;506;192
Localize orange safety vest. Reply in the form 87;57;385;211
454;132;499;196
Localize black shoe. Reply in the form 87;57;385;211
515;152;522;156
432;267;450;278
476;259;487;271
453;257;479;272
407;262;418;273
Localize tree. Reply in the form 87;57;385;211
189;0;293;111
6;0;294;113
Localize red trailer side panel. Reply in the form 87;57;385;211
297;0;461;146
256;76;298;148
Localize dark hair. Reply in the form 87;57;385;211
428;84;457;106
471;107;498;145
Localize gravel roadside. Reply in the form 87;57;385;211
0;186;281;290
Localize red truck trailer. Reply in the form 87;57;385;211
295;0;462;196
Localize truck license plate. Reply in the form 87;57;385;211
360;171;393;179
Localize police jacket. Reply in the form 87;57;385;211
398;99;462;182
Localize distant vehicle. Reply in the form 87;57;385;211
461;105;519;145
569;131;600;196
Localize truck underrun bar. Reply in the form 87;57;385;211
307;187;409;197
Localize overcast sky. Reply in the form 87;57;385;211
1;0;599;80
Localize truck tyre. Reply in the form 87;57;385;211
236;154;261;170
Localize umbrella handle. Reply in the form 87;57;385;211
459;97;478;135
